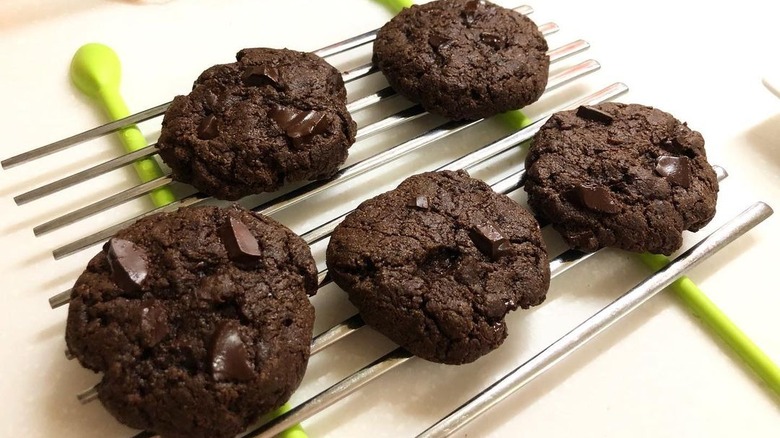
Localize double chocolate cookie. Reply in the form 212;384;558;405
158;48;357;200
66;206;317;438
524;103;719;255
373;0;549;120
326;170;550;364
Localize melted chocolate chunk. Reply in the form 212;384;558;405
428;34;452;51
140;304;168;347
655;155;691;188
242;65;281;88
270;106;329;140
484;295;511;320
106;238;148;293
203;92;218;111
463;0;482;24
576;105;614;125
197;115;219;140
408;195;430;210
469;223;511;260
480;32;503;49
209;320;254;382
219;217;262;265
569;184;620;214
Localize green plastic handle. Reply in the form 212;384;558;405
69;43;176;207
258;403;308;438
374;0;413;13
639;253;780;397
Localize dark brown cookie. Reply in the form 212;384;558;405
373;0;549;120
326;170;550;364
524;102;719;255
65;206;317;438
157;48;357;200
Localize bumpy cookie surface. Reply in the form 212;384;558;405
373;0;549;120
326;170;550;364
158;48;357;200
66;206;317;438
524;103;719;255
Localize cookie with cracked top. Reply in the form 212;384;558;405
326;170;550;365
157;47;357;200
524;102;719;255
65;205;317;438
373;0;549;120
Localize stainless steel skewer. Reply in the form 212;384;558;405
48;58;597;259
242;193;762;438
417;202;774;438
22;22;568;236
49;79;619;309
0;4;533;169
69;167;601;406
69;166;733;412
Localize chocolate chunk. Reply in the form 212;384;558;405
203;92;218;111
463;0;482;24
106;238;148;293
469;223;511;260
219;217;262;264
140;304;168;347
242;65;281;88
569;184;620;214
484;295;511;320
209;320;254;382
655;155;691;188
408;195;430;210
576;105;614;125
270;106;329;139
428;34;452;51
480;32;503;49
197;115;220;140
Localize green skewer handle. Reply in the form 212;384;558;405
375;0;413;13
69;43;176;208
259;403;308;438
639;253;780;397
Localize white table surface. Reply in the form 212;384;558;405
1;0;779;437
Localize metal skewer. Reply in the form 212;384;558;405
0;4;533;169
417;202;774;438
48;78;618;309
49;59;595;258
22;21;568;236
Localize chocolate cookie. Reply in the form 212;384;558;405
65;206;317;438
373;0;549;120
524;102;719;255
157;48;357;200
326;170;550;364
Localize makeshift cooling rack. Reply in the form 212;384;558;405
1;3;775;438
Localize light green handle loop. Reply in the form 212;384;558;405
70;43;176;207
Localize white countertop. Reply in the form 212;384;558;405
1;0;778;437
